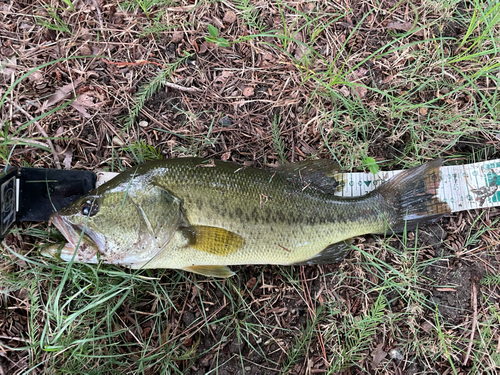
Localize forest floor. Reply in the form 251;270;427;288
1;0;500;374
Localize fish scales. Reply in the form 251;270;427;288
44;158;451;277
147;159;380;265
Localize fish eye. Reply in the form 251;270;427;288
81;201;99;216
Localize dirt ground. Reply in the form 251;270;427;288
1;0;500;374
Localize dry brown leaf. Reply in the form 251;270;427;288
0;57;17;76
421;321;434;334
232;99;246;108
242;87;254;97
387;21;413;31
45;77;83;108
79;45;92;56
70;92;101;118
221;151;231;161
371;343;387;367
419;106;428;115
171;30;183;43
339;86;350;97
198;41;208;54
28;70;43;83
353;85;368;98
63;147;73;170
223;10;237;24
354;67;368;78
382;74;394;84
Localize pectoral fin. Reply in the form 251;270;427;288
184;265;235;278
294;240;353;265
181;226;244;256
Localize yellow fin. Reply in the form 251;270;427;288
182;226;244;256
184;265;235;278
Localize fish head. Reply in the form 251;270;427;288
44;177;183;268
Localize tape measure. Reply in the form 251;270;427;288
338;160;500;213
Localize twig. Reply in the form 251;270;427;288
91;0;104;33
0;137;51;149
0;335;32;344
463;279;478;365
6;99;61;169
164;81;201;93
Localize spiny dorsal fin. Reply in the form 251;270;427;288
182;226;244;256
274;159;345;194
184;265;235;278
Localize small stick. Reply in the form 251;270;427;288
0;137;50;149
6;99;61;169
463;279;478;365
164;81;201;93
0;334;32;344
92;0;104;32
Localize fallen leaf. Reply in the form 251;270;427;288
198;41;208;54
305;3;315;11
382;74;394;84
419;106;428;116
242;86;254;97
262;52;275;62
353;85;367;98
63;147;73;170
0;56;17;76
79;45;91;56
45;77;83;108
28;70;43;83
221;151;231;161
371;343;387;367
232;99;246;108
55;126;64;138
354;67;368;78
339;86;350;97
214;70;234;83
70;92;101;118
223;10;237;24
171;30;183;43
246;277;257;289
387;21;413;31
421;321;434;333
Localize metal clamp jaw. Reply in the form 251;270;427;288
0;167;96;241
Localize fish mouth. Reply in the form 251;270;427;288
43;214;105;263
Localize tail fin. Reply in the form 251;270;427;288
377;159;451;232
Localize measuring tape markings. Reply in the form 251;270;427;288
339;160;500;213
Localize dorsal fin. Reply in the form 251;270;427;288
274;159;345;194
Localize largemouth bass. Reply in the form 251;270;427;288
43;158;451;277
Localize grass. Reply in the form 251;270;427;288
1;0;500;374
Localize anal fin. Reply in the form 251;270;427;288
294;240;353;265
184;265;235;278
